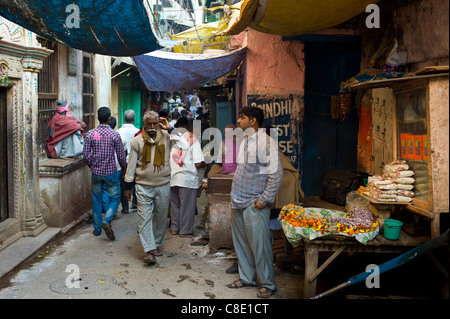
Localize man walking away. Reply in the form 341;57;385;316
117;109;139;214
83;107;127;240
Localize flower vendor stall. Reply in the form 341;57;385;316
279;204;380;246
278;203;426;298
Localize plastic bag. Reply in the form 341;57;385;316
345;191;370;212
383;39;407;73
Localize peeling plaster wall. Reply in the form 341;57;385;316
428;77;449;213
94;55;113;116
57;45;83;120
239;29;305;95
231;29;305;171
393;0;449;71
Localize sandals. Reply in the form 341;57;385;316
143;251;156;264
227;280;257;289
228;280;276;298
154;248;163;256
257;287;276;298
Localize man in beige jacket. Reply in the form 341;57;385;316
124;111;189;264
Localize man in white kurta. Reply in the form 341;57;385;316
169;120;205;237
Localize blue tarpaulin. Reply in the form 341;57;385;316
0;0;160;56
132;47;247;91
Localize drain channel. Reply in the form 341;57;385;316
49;274;117;295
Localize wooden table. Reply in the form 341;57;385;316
302;231;427;298
357;192;445;238
356;193;408;228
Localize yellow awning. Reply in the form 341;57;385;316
169;19;230;54
220;0;380;36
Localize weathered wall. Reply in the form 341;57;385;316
361;0;449;71
94;55;113;116
428;76;449;213
238;29;305;95
230;29;305;170
57;45;83;119
39;159;93;230
358;0;449;172
393;0;449;71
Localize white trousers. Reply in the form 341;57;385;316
135;183;170;253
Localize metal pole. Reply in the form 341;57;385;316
310;229;449;299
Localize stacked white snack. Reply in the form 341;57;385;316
364;160;415;202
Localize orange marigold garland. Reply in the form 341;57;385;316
278;204;379;243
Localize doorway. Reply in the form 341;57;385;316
119;72;142;130
0;87;8;222
302;41;361;196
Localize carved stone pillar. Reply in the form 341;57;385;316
22;64;46;236
0;39;52;237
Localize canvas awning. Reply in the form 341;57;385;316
132;47;247;91
169;19;230;54
0;0;160;56
218;0;380;36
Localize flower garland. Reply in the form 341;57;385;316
278;204;379;236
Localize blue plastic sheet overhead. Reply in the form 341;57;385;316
132;47;247;91
0;0;160;56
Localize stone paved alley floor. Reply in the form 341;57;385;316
0;191;303;300
1;191;447;302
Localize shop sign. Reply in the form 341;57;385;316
248;94;304;171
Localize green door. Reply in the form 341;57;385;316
119;75;142;130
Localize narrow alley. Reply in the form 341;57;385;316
0;191;303;300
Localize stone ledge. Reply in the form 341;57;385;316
39;157;88;177
0;227;61;279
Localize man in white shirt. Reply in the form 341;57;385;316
169;111;180;128
117;109;139;214
169;118;205;237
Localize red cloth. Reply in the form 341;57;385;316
46;113;85;158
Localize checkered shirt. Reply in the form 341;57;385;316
83;124;127;176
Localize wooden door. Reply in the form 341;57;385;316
371;88;393;174
302;41;361;196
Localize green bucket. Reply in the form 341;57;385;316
383;219;403;240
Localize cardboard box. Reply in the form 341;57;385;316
400;133;410;159
422;135;429;160
413;135;423;160
406;134;415;159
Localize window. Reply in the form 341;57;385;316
83;53;95;130
395;87;429;200
37;37;58;157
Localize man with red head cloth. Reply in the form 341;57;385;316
46;99;86;159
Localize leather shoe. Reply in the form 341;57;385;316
102;223;115;241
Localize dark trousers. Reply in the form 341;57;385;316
120;174;137;212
